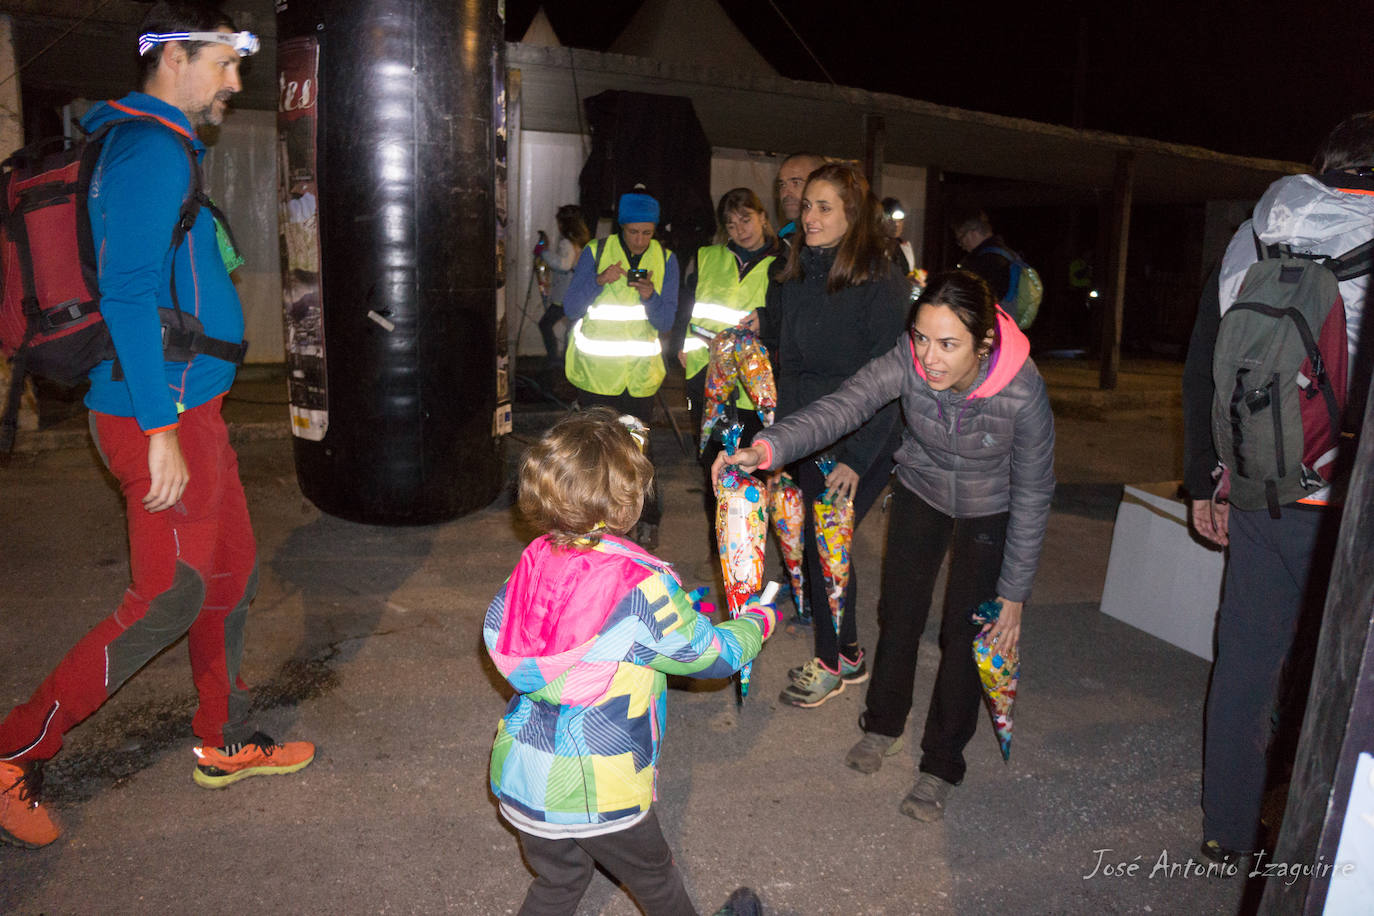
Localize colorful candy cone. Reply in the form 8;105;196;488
767;471;806;617
715;464;769;701
812;490;855;637
730;329;776;426
970;599;1019;761
811;456;855;637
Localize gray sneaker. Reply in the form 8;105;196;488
845;732;903;774
900;772;955;822
788;649;867;685
778;658;844;708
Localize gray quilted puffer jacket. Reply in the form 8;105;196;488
753;313;1056;601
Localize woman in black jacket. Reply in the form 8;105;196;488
758;162;909;708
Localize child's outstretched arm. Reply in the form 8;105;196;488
632;573;776;680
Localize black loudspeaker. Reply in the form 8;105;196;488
277;0;505;525
578;90;715;271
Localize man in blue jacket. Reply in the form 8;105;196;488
0;2;313;850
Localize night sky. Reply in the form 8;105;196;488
505;0;1374;166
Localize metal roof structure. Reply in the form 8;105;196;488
509;42;1305;204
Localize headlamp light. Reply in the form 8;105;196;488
138;30;261;58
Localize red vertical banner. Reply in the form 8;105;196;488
278;36;327;441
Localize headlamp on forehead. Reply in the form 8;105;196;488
138;30;261;57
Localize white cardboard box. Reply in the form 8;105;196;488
1100;481;1225;661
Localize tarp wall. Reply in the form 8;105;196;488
202;108;283;365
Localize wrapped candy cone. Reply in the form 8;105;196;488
811;456;855;637
698;328;741;453
698;400;731;456
703;328;739;403
767;472;806;617
715;464;769;701
812;490;855;637
730;329;776;426
969;599;1019;761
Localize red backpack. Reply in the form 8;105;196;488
0;115;246;453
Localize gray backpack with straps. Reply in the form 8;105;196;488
1209;234;1372;515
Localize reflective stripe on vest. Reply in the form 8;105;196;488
683;245;774;389
564;235;671;397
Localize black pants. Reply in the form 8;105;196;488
862;482;1008;785
516;810;695;916
686;369;765;555
793;451;892;670
575;390;662;527
1202;505;1330;850
538;304;565;362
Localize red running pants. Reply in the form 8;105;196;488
0;397;256;763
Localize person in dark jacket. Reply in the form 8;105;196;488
718;271;1056;822
756;162;910;708
1181;113;1374;866
951;208;1011;303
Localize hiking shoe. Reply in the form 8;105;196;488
1199;840;1250;867
193;732;315;789
789;649;867;685
900;772;955;822
782;612;813;637
632;522;660;551
845;731;903;774
779;658;844;708
0;761;61;848
710;887;763;916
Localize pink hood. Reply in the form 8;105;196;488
908;306;1030;399
493;534;675;659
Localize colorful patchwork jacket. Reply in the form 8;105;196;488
485;533;774;828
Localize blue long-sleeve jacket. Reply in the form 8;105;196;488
563;238;680;332
82;93;243;433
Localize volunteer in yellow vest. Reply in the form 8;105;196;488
563;190;680;548
679;188;782;565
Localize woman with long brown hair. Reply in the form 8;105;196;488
758;162;909;708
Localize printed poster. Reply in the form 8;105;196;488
278;36;327;441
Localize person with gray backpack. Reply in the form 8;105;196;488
1182;112;1374;867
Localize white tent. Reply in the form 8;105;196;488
519;7;562;48
505;0;927;358
609;0;776;75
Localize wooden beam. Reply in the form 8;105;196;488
1098;150;1134;389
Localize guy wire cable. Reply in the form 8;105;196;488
764;0;835;86
0;0;118;92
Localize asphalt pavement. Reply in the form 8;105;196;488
0;358;1264;915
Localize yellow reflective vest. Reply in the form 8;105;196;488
683;245;775;409
565;235;670;397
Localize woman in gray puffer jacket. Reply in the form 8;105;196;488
715;270;1055;822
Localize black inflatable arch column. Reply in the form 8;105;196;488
277;0;504;524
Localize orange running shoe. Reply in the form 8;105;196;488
0;760;61;848
192;732;315;789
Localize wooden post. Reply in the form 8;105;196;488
1099;150;1135;390
863;113;885;197
1260;380;1374;913
921;167;945;272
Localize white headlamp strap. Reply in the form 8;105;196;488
138;31;260;57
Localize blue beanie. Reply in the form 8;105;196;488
618;192;660;225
